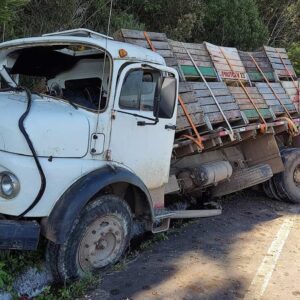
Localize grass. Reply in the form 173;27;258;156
139;232;169;251
111;259;129;272
0;246;45;292
0;237;97;299
35;274;98;300
0;245;98;299
0;219;198;298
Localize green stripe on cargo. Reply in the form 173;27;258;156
180;65;217;78
243;108;272;119
248;71;275;81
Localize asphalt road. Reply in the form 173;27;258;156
81;191;300;300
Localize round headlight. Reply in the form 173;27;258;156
0;173;20;199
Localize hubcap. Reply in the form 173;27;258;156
78;216;124;271
293;165;300;186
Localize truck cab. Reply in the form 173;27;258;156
0;29;178;280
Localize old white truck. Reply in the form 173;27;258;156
0;28;299;281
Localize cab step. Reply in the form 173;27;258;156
152;208;222;233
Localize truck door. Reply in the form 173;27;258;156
109;63;178;191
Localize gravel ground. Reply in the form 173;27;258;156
2;190;300;300
80;190;300;300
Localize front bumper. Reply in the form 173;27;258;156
0;219;40;250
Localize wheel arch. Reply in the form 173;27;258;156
42;165;154;244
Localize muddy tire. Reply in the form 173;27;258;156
268;177;282;200
273;148;300;203
262;180;276;199
271;173;288;200
46;194;132;282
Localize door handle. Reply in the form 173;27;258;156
165;124;176;130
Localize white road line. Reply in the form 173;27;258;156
244;216;295;300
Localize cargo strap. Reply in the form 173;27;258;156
249;53;298;135
275;48;300;111
143;31;204;150
183;43;235;141
178;95;204;149
143;31;156;52
219;47;268;134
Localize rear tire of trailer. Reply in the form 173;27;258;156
262;178;283;201
262;180;275;199
46;194;132;282
274;148;300;203
271;174;288;200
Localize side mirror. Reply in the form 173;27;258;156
156;77;177;119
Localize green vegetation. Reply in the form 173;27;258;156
0;0;29;40
199;0;268;50
288;43;300;76
0;0;299;64
0;248;44;292
0;0;28;23
256;0;300;46
139;232;169;250
0;246;97;299
35;274;98;300
1;0;299;66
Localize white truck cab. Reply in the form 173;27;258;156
0;29;179;280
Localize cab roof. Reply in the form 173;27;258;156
0;28;165;65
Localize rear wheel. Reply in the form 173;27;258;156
262;179;279;200
263;148;300;203
275;148;300;203
46;194;132;282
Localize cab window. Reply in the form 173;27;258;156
119;69;160;112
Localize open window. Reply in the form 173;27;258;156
119;68;177;120
1;44;111;112
119;69;160;112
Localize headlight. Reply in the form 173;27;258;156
0;172;20;199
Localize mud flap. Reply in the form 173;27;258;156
212;164;273;197
0;220;40;250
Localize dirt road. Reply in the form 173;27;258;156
82;191;300;300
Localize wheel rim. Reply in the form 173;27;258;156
293;165;300;186
77;215;124;272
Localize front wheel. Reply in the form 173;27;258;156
46;194;132;282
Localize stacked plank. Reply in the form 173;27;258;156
239;50;275;82
168;40;217;80
113;29;177;67
177;82;205;131
114;28;300;131
188;82;242;124
205;42;248;81
255;82;298;116
281;81;300;112
228;86;273;122
264;46;296;79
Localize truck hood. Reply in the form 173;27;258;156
0;91;90;158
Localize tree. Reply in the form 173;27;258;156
199;0;267;50
116;0;205;41
256;0;300;46
288;43;300;76
5;0;143;39
0;0;28;40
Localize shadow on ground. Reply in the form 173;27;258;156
84;190;299;300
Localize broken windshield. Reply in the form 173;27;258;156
0;43;111;112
